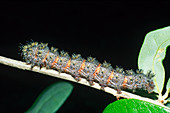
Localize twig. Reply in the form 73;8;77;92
0;56;169;110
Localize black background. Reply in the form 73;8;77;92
0;1;169;113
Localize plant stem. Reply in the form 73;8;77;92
0;56;169;110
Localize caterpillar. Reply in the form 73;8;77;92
20;41;155;94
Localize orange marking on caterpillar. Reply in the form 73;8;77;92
64;58;71;72
78;60;86;74
42;50;50;63
34;48;38;59
107;70;114;84
51;56;59;66
122;76;128;88
93;64;101;77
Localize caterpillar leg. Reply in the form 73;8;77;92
88;80;94;86
73;75;81;81
100;86;106;91
31;63;36;69
116;88;122;100
64;68;82;82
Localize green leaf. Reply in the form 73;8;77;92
166;98;170;108
166;103;170;108
103;99;170;113
138;26;170;94
26;82;73;113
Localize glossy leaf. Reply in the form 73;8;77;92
138;26;170;93
103;99;170;113
26;82;73;113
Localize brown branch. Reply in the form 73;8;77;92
0;56;169;110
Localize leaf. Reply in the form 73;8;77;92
26;82;73;113
103;99;170;113
166;102;170;108
166;98;170;108
138;26;170;94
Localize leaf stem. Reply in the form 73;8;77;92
0;56;169;110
